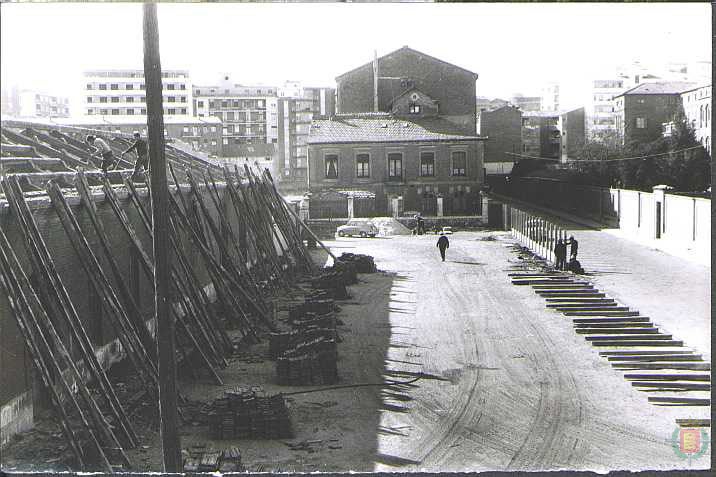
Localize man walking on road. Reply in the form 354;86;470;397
122;131;149;180
437;233;449;262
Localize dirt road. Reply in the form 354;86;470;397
323;231;709;472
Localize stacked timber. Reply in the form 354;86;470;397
336;252;377;273
207;387;291;440
273;298;339;385
182;446;245;473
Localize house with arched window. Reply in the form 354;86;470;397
680;84;711;156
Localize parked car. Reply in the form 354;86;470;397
441;226;454;235
336;219;378;238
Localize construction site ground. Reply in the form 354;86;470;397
1;230;710;473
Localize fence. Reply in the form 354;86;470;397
510;207;571;266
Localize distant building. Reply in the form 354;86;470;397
521;108;585;161
613;82;696;145
1;87;69;118
540;82;560;112
588;79;625;139
678;84;711;155
336;46;479;134
477;105;522;174
193;76;277;157
83;69;192;117
510;94;541;112
307;113;485;217
59;115;223;156
476;96;509;114
303;86;336;119
276;96;313;193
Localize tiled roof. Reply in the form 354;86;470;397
616;81;698;97
308;116;483;145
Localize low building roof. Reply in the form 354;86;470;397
308;116;484;145
614;81;698;98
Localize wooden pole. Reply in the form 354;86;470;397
143;3;181;471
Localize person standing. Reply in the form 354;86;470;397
437;233;449;262
567;235;579;260
86;135;116;173
554;239;566;270
122;131;149;180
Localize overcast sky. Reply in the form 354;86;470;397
1;2;710;114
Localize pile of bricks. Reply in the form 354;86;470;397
336;252;377;273
183;447;245;473
272;298;340;385
207;386;292;440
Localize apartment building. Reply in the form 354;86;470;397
521;108;585;161
588;79;625;139
1;87;69;118
613;82;696;145
510;94;541;112
676;84;711;155
540;82;560;112
193;77;277;157
83;69;193;117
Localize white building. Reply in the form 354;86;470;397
83;69;193;118
1;87;69;118
679;84;711;155
540;82;560;112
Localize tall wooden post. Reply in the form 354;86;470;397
143;3;181;471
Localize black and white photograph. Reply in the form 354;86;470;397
0;1;711;474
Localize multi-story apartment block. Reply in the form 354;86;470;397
83;69;193;117
193;77;277;157
510;94;541;112
276;96;313;193
540;82;560;112
60;115;223;156
335;46;479;134
1;87;69;118
675;84;710;155
477;105;522;174
302;86;336;119
613;82;696;145
588;79;625;140
521;108;585;162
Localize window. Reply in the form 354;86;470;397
420;151;435;176
99;97;108;103
636;117;647;129
126;84;134;90
168;108;176;114
111;109;120;115
127;109;135;115
99;84;107;90
100;109;108;115
87;109;94;115
140;83;146;90
167;84;175;90
388;153;402;180
86;83;93;90
180;96;186;103
126;96;134;103
227;111;235;121
111;84;119;90
699;105;704;127
111;97;119;103
168;96;176;103
409;103;421;114
87;96;93;103
210;126;217;133
180;84;186;90
325;154;338;179
198;101;204;108
356;153;370;178
451;151;467;176
221;100;228;108
180;108;187;115
140;108;146;114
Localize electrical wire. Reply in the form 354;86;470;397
505;145;706;164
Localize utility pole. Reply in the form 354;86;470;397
143;3;181;472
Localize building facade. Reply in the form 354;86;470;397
679;84;711;155
613;82;696;145
540;82;560;112
588;79;625;139
1;87;69;118
335;46;478;134
192;77;277;157
276;96;313;193
521;108;585;161
478;105;522;174
307;114;485;217
510;94;541;112
83;69;193;118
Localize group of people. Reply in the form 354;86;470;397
85;132;148;180
554;236;583;273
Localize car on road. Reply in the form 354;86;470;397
337;219;378;238
441;226;454;235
